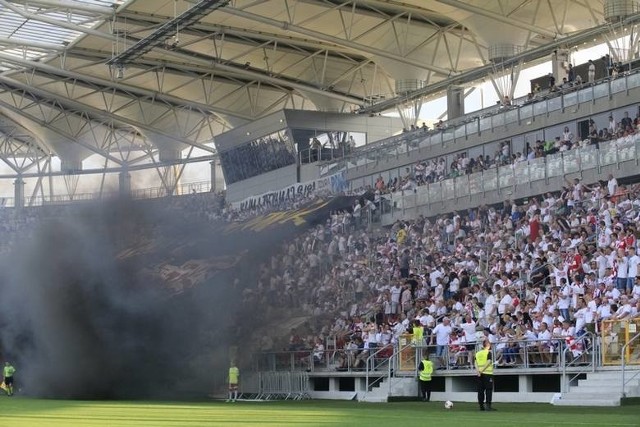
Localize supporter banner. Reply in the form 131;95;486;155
124;195;355;294
233;171;347;212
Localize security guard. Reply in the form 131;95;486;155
474;340;495;411
227;363;239;402
412;320;424;346
3;362;15;397
417;352;434;402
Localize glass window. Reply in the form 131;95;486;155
442;180;455;199
547;97;562;112
220;129;296;184
562;150;579;174
578;87;593;103
593;83;608;99
514;163;529;185
482;169;497;191
563;91;577;107
579;146;598;170
534;100;547;116
455;176;469;197
498;166;513;188
466;120;478;136
546;155;563;177
428;183;442;202
492;113;505;128
480;117;492;132
519;104;533;119
529;158;546;181
611;78;627;93
468;171;482;194
627;72;640;89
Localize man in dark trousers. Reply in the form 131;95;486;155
475;340;495;411
417;351;434;402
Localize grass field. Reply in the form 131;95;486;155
0;398;637;427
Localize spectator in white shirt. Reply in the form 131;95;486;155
431;317;453;369
626;247;639;291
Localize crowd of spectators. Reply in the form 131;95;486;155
373;111;640;195
245;172;640;372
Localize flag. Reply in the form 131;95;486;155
0;382;6;391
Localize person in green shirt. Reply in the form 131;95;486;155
3;362;16;396
227;364;239;402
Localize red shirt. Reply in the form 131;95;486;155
529;218;540;242
570;254;583;274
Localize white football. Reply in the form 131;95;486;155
444;400;454;409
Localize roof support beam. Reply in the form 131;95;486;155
108;0;231;66
359;12;640;114
5;0;116;15
435;0;559;39
0;0;116;41
222;7;453;76
0;75;216;154
0;51;252;121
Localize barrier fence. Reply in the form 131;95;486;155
383;133;640;213
254;331;599;375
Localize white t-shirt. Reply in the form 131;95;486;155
617;256;629;279
498;294;513;314
433;323;453;346
460;321;477;343
627;255;640;278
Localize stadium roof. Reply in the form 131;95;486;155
0;0;633;177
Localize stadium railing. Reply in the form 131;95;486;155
622;332;640;397
560;331;598;396
322;69;640;178
383;133;640;214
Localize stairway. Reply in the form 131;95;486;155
552;371;640;407
358;378;389;403
358;377;417;403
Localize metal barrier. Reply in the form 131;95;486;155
622;332;640;398
383;133;640;215
256;371;310;400
363;345;396;398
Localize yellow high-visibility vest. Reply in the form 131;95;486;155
412;326;424;344
475;348;493;375
419;359;433;381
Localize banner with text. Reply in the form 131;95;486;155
232;171;347;212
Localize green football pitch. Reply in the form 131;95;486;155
0;398;637;427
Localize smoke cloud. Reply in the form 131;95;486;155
0;200;245;399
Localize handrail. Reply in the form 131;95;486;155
561;331;596;396
337;69;640;178
362;344;396;399
621;331;640;397
386;342;415;400
381;133;640;213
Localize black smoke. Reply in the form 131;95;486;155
0;200;244;399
